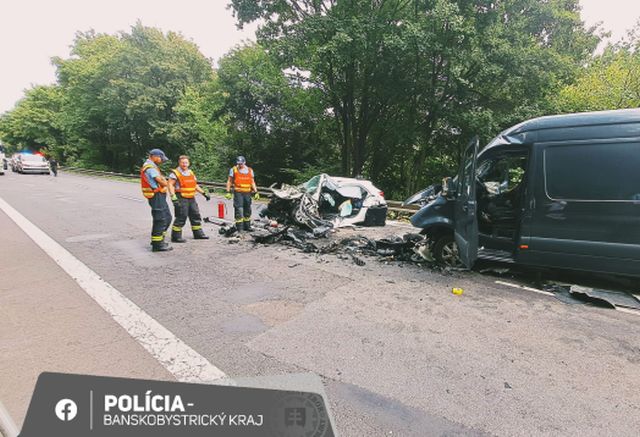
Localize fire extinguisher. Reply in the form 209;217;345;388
217;201;226;219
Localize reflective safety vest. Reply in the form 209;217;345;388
173;169;197;198
232;166;254;193
140;163;166;199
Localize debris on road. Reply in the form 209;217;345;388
238;221;446;268
543;283;640;310
452;288;464;295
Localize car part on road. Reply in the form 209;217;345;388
543;283;640;309
220;216;457;270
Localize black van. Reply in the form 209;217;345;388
404;108;640;278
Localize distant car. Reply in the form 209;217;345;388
0;145;5;174
10;153;20;172
16;153;50;174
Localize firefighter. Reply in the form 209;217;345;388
168;155;210;242
140;149;173;252
225;156;259;231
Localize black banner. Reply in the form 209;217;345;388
20;373;335;437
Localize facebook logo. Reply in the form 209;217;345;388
54;399;77;422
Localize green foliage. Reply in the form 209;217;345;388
0;85;67;157
217;43;336;184
229;0;598;195
52;23;213;171
168;79;231;181
553;23;640;112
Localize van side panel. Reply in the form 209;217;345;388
526;132;640;277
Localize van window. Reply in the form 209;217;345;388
477;155;527;196
545;142;640;201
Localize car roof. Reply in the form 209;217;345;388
483;108;640;154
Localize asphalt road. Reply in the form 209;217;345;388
1;170;639;436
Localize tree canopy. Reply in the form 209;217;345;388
229;0;599;193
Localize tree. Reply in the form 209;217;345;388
553;22;640;113
167;78;230;181
217;43;337;184
0;85;67;157
53;23;214;171
229;0;598;196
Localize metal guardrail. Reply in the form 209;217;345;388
63;167;420;215
0;400;18;437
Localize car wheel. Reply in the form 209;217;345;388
432;234;464;268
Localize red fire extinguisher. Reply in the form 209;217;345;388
217;201;226;219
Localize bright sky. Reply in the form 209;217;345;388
0;0;638;113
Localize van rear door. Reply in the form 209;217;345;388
455;137;480;268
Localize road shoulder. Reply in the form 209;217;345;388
0;209;173;428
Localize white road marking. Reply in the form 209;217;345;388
495;280;555;296
117;195;144;203
65;233;112;243
0;196;228;384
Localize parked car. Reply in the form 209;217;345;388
16;153;50;174
405;108;640;278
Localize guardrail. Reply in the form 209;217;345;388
62;167;420;215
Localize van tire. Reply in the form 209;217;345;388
432;234;463;267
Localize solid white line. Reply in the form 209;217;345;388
495;280;555;296
0;399;19;437
0;196;228;384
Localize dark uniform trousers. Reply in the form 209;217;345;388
172;195;203;234
233;192;252;227
149;192;172;242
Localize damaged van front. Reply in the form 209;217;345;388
403;180;459;266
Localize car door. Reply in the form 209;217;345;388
455;137;480;268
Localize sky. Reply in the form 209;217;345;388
0;0;639;113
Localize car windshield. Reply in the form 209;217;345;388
23;155;45;162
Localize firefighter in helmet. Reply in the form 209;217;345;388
225;156;259;231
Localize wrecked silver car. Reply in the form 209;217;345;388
262;174;388;229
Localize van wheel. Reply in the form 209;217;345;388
432;234;463;268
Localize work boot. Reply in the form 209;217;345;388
171;230;186;243
243;220;253;232
151;241;173;252
193;229;209;240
